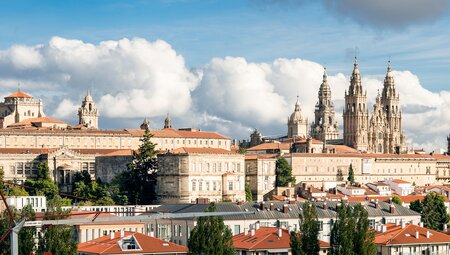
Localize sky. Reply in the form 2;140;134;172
0;0;449;151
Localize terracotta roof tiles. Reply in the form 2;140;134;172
5;91;33;98
375;223;450;245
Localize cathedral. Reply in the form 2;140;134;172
286;59;406;154
311;68;339;141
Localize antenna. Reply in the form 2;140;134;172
354;46;359;63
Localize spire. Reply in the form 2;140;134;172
140;117;150;130
323;67;328;82
349;57;362;95
382;60;396;100
164;113;172;129
294;96;300;112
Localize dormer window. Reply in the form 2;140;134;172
120;235;142;251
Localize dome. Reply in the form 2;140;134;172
85;94;93;102
289;97;305;122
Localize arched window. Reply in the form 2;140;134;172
377;144;382;153
192;180;197;191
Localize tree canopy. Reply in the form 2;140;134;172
421;192;449;231
25;162;59;199
275;157;295;187
330;203;376;255
290;201;320;255
391;196;402;205
188;203;235;255
114;129;158;204
245;183;253;202
347;164;355;184
71;170;115;206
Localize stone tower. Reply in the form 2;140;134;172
343;58;369;151
164;113;172;129
78;91;99;129
447;134;450;155
368;92;388;153
311;68;339;141
249;129;263;147
379;61;405;153
140;117;150;130
287;96;308;138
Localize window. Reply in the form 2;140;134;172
206;181;210;191
199;180;203;191
228;181;233;191
213;182;217;191
17;162;24;174
192;180;196;191
25;162;31;175
89;163;95;174
234;225;240;235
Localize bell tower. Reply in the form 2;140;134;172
311;68;339;141
343;58;369;151
78;91;99;129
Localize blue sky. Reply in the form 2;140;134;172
1;0;449;91
0;0;449;150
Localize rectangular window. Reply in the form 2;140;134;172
228;181;233;191
17;162;24;174
234;225;240;235
82;162;89;171
25;162;31;175
89;163;95;174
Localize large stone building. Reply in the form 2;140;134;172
311;68;339;141
0;91;46;128
344;60;406;153
157;148;245;203
287;96;308;138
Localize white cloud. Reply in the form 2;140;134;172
0;37;448;151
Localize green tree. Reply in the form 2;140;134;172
409;199;423;214
0;208;16;255
421;192;449;231
245;183;253;202
347;164;355;184
0;167;5;191
290;231;305;255
237;148;247;154
299;201;320;255
275;157;295;187
353;204;376;255
19;204;36;255
25;162;59;199
330;204;354;255
330;204;376;255
37;196;77;255
114;129;158;204
188;203;235;255
391;196;402;205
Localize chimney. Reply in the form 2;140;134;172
149;231;154;237
426;230;430;238
375;200;379;209
243;228;248;235
255;222;260;230
250;228;255;237
110;232;115;240
444;224;448;232
278;228;282;238
389;204;395;214
415;231;419;239
283;204;289;213
401;221;406;229
270;203;274;211
260;202;265;210
375;224;381;232
381;225;387;233
288;199;295;204
395;219;399;226
120;229;124;238
323;202;328;210
419;222;424;228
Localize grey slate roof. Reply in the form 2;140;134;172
152;201;419;221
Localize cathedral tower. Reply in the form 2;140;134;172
311;68;339;141
379;61;405;153
287;96;308;138
343;58;369;151
78;91;99;129
164;113;172;129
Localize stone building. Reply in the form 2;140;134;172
0;91;46;128
287;96;308;138
287;153;438;189
78;91;99;129
343;59;369;151
157;148;245;203
311;68;339;141
344;60;406;153
244;154;277;201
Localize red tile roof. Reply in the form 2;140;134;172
233;227;291;251
101;149;134;157
5;91;33;98
169;147;236;155
127;128;229;139
375;223;450;245
77;231;188;254
8;117;66;127
391;179;410;184
245;154;277;160
247;142;290;151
